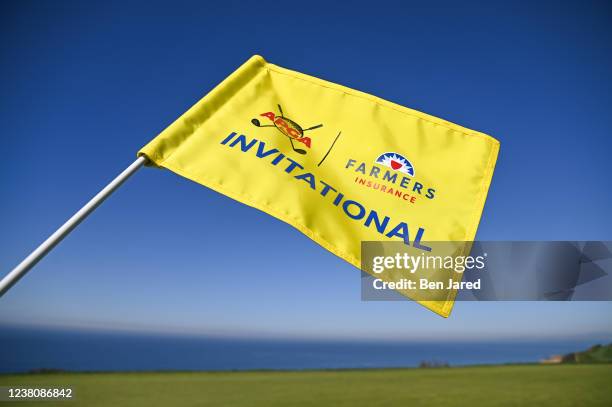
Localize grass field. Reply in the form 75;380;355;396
1;364;611;406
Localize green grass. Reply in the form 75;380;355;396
1;364;611;406
572;344;612;363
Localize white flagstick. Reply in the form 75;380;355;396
0;156;147;297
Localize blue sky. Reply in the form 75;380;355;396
0;0;611;341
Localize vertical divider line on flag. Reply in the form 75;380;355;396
318;131;342;167
0;156;148;297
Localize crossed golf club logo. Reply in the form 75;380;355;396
251;104;323;155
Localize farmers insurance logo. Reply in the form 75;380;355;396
345;152;436;204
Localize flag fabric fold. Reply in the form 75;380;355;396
139;55;499;317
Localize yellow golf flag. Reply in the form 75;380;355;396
139;55;499;317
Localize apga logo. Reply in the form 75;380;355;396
375;152;415;176
251;104;323;155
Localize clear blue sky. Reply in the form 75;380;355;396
1;0;610;341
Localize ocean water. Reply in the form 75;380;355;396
0;326;603;373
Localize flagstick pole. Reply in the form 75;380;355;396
0;156;148;297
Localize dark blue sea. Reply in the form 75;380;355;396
0;325;606;373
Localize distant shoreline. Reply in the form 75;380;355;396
4;361;610;376
2;325;610;374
